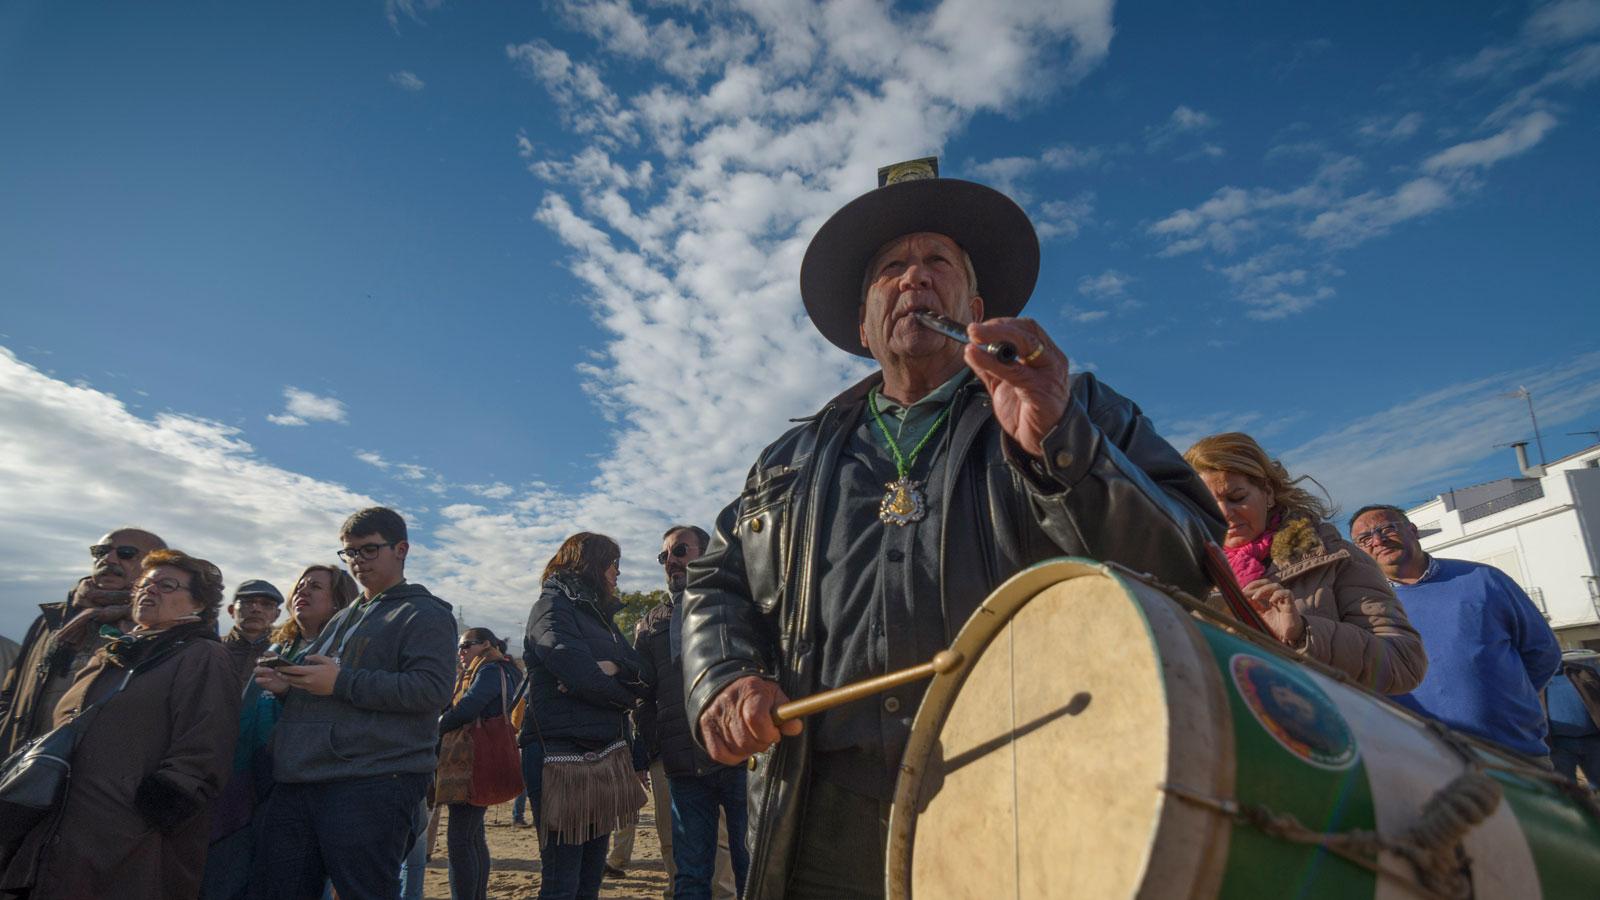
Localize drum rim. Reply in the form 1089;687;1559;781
884;557;1236;899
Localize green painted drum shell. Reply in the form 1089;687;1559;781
886;559;1600;899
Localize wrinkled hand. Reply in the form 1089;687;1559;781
280;654;341;696
965;318;1071;459
253;663;291;696
597;660;620;676
1244;580;1306;646
698;675;801;765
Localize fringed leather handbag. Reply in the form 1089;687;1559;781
539;738;646;845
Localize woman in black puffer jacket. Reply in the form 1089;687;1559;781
521;532;651;900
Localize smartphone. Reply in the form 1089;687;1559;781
257;656;294;670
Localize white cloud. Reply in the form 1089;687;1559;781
1034;191;1096;241
385;0;447;31
0;349;379;639
390;70;426;92
1423;111;1558;172
1146;104;1218;152
1357;111;1423;143
1454;0;1600;79
1283;351;1600;511
267;387;347;427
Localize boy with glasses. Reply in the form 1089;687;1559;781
0;527;165;755
1349;504;1562;763
252;507;456;900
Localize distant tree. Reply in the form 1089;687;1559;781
615;589;668;639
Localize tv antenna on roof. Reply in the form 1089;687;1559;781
1502;386;1547;466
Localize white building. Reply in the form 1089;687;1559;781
1405;441;1600;650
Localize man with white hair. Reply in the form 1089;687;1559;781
681;159;1223;897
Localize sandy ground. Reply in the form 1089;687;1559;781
423;797;671;900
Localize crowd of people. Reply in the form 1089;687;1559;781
2;158;1598;900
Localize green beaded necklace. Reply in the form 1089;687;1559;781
867;389;956;526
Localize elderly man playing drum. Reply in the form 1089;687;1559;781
680;158;1224;899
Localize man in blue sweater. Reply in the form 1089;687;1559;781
1349;505;1562;763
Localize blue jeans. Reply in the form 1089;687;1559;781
256;773;429;900
537;832;609;900
513;791;529;821
1552;734;1600;785
669;768;750;900
400;798;430;900
521;741;544;826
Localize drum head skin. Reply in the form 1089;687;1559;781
887;560;1235;899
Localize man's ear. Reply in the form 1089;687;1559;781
969;293;985;323
226;602;237;618
858;304;869;348
396;540;410;562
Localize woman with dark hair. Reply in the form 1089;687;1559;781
522;532;651;900
439;626;522;900
202;565;359;900
1185;432;1426;693
0;550;241;899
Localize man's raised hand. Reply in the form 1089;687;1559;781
965;317;1071;459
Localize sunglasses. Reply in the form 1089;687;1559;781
90;544;141;561
459;639;487;650
658;543;691;566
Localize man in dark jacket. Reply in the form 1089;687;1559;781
252;507;457;900
681;158;1224;898
221;578;283;687
0;527;165;755
637;525;742;900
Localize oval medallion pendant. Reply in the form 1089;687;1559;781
879;477;927;526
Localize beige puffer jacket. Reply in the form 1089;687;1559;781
1262;517;1426;694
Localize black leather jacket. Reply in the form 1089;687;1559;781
681;371;1223;898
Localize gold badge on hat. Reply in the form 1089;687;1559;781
877;157;939;187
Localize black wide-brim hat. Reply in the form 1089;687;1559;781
800;158;1040;357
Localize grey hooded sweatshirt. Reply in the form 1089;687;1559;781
272;582;457;782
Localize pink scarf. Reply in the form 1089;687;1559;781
1224;514;1280;588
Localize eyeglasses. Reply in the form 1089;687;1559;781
134;577;191;595
90;544;141;561
459;639;487;650
235;596;281;610
658;543;691;565
1353;523;1405;547
338;542;396;562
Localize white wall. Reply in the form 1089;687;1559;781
1412;452;1600;630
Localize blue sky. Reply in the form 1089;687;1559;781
3;0;1598;642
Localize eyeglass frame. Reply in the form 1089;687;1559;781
458;638;488;650
134;576;192;595
1352;522;1408;548
657;542;691;566
337;542;397;562
90;544;142;560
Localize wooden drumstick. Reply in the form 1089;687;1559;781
771;650;965;725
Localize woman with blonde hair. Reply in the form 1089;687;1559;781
1184;432;1426;693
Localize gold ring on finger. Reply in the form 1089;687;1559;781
1020;344;1045;365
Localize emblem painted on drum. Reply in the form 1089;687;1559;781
1229;654;1358;770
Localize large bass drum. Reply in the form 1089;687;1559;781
886;559;1600;899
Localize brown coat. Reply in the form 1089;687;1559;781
1267;518;1427;694
0;596;112;757
1;625;240;900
